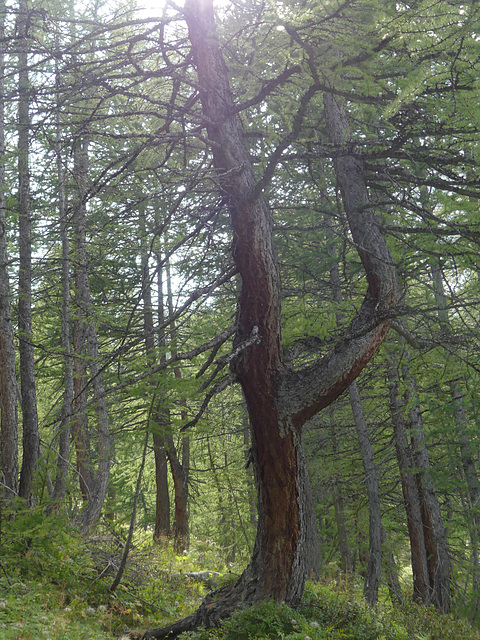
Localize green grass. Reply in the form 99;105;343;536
1;511;480;640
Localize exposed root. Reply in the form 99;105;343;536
140;582;245;639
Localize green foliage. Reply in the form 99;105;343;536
0;507;93;589
182;583;480;640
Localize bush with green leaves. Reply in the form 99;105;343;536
0;506;95;590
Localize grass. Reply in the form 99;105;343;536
1;511;480;640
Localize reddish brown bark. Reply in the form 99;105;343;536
141;1;397;636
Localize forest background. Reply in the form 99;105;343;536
1;0;480;637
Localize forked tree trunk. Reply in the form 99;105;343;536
0;0;18;502
142;2;397;636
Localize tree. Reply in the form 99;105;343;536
141;0;397;635
0;0;18;502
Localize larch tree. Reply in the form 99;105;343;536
0;0;18;502
17;0;40;506
142;0;397;635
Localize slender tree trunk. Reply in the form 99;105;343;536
17;0;40;505
329;410;352;574
153;431;171;541
432;260;480;605
151;239;171;542
165;257;190;552
385;543;403;605
51;60;74;509
165;431;189;553
0;0;18;501
349;381;382;604
404;370;450;612
326;210;382;603
141;210;171;541
388;351;450;611
72;136;111;533
388;354;430;604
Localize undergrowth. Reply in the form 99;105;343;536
1;508;480;640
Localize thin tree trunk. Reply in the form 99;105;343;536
327;210;382;603
153;431;171;541
432;260;480;604
72;136;111;533
405;369;450;611
141;209;171;541
165;257;190;552
388;354;430;605
385;542;403;605
165;431;189;553
0;0;18;501
51;59;74;509
404;370;450;612
17;0;40;505
329;410;352;574
349;381;382;604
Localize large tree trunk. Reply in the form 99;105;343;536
141;1;397;635
0;0;18;502
17;0;40;506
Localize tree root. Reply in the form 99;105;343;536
140;582;245;639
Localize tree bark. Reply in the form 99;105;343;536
165;428;189;553
0;0;18;501
153;431;171;541
51;59;74;509
152;237;171;541
388;354;430;605
17;0;40;506
404;370;450;612
349;381;382;604
327;209;382;603
72;136;112;533
141;1;397;635
329;409;352;574
432;260;480;607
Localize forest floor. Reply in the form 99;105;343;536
1;513;480;640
